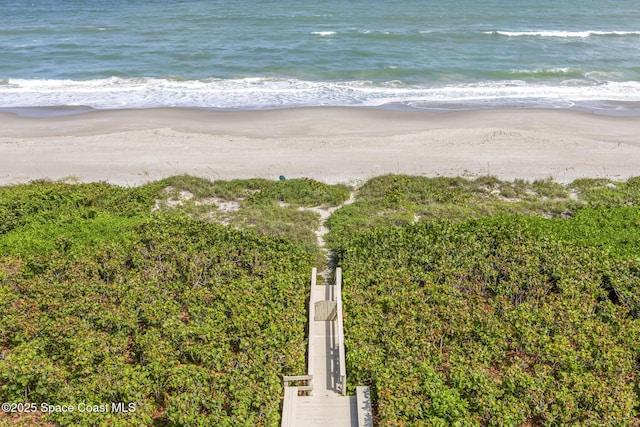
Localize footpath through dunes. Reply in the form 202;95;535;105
281;268;373;427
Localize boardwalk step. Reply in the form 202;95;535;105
314;300;337;320
284;375;313;382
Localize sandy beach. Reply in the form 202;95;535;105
1;107;639;186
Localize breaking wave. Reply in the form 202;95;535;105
1;77;640;111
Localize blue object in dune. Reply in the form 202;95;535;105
279;175;286;181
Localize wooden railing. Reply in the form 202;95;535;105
281;267;374;426
283;375;313;392
307;267;317;395
335;267;347;396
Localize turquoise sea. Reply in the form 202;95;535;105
1;0;640;114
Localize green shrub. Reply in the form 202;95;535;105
335;214;640;426
0;182;313;426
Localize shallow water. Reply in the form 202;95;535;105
2;0;639;112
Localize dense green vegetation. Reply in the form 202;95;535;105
327;175;640;243
329;175;640;426
153;175;351;256
0;177;348;426
2;174;640;426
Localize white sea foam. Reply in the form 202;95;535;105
510;68;575;74
310;31;336;36
584;70;625;81
1;77;640;111
486;30;640;38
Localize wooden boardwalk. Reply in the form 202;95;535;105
281;268;372;427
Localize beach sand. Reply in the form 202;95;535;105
1;107;639;186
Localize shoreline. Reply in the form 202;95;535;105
1;107;640;186
3;99;640;119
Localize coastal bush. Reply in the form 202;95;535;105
0;180;161;260
325;175;640;425
3;175;640;426
151;176;351;258
569;177;640;207
245;177;351;207
326;175;640;245
333;214;640;426
155;175;351;207
357;174;473;206
229;202;321;253
530;177;569;199
0;181;313;426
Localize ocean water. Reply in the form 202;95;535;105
1;0;640;114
